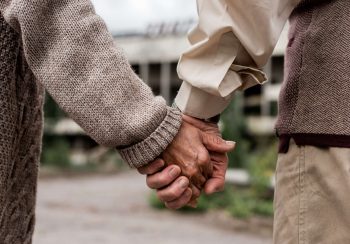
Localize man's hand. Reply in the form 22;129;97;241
161;121;213;190
138;117;235;209
182;115;234;194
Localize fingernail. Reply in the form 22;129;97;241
179;178;189;188
226;141;236;146
169;167;180;177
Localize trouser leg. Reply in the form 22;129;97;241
273;140;350;244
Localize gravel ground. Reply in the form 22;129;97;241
33;170;272;244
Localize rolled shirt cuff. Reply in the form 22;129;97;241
175;66;267;119
175;81;233;119
231;64;267;90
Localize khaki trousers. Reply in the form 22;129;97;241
273;140;350;244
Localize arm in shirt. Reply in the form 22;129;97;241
175;0;300;119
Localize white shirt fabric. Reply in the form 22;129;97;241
175;0;301;119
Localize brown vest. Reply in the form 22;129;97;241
276;0;350;152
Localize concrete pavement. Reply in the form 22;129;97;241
33;171;272;244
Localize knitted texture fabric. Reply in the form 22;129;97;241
0;0;182;167
276;0;350;138
0;0;182;242
0;15;44;244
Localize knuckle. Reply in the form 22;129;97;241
178;176;189;186
146;177;155;189
148;165;158;174
144;168;153;175
197;152;210;165
160;169;174;185
214;136;220;145
164;189;179;202
168;188;179;198
214;135;223;144
146;173;167;189
158;174;166;184
157;191;170;202
207;134;222;145
186;167;200;178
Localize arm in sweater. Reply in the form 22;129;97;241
0;0;182;168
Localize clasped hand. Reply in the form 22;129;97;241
138;115;235;209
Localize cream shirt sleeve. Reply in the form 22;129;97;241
175;0;300;119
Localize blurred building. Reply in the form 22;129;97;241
116;22;289;136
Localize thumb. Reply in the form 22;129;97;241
201;132;236;153
204;178;225;195
204;152;228;194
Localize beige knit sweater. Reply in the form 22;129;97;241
276;0;350;151
0;0;182;243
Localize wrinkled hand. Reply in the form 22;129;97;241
138;116;235;209
161;120;215;191
139;119;224;208
182;115;233;194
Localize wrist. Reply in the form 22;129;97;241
203;114;221;124
172;102;220;124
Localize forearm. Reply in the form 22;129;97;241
176;0;300;119
0;0;182;167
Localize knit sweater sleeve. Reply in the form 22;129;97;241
0;0;182;168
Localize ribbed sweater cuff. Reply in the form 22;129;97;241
118;107;182;168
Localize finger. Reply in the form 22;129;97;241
190;173;207;189
137;158;165;175
165;188;192;210
187;184;201;208
204;153;228;194
201;132;236;153
196;147;213;179
202;159;213;180
190;184;201;199
157;176;189;202
146;165;181;189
